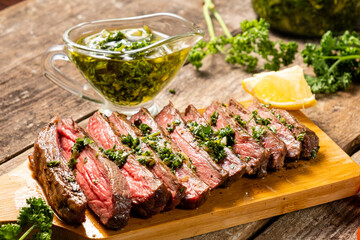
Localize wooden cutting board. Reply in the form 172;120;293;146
1;102;360;240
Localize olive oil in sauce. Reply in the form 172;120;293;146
68;26;190;106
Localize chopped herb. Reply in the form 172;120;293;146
173;119;181;126
244;157;251;162
83;157;88;163
251;110;271;125
166;127;174;133
262;103;271;108
93;178;99;184
251;126;266;143
234;115;247;128
210;111;219;126
311;146;320;159
137;156;155;167
139;123;152;136
100;146;129;168
46;160;60;167
286;124;294;131
70;136;94;162
67;157;78;170
143;134;184;171
169;89;176;94
267;126;277;134
297;131;306;142
121;134;156;167
216;125;235;147
66;176;76;182
121;134;140;151
222;103;226;107
187;121;227;163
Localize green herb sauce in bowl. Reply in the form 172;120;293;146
69;26;190;106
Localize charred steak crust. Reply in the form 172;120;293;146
227;99;286;170
183;104;246;182
108;112;184;211
29;117;87;225
87;112;169;217
130;108;210;209
57;119;132;229
273;108;320;159
248;100;301;160
204;101;268;176
155;102;228;190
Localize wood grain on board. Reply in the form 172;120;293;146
0;108;359;239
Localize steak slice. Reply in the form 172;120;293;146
57;119;132;229
130;108;210;209
272;108;320;159
29;117;87;225
227;99;286;170
204;101;268;176
108;112;184;211
86;112;169;217
155;102;228;189
183;104;246;182
248;100;301;160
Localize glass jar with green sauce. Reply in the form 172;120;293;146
42;13;203;115
252;0;360;37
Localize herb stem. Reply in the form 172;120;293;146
209;2;232;39
321;55;360;60
19;225;35;240
203;0;217;41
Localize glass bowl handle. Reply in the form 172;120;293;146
42;45;105;104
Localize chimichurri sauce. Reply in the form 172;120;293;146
69;26;190;106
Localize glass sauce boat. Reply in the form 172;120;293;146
42;13;203;115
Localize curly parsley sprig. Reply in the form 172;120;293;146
0;197;53;240
301;30;360;93
188;0;298;72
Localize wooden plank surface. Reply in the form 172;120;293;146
1;108;359;239
1;0;360;239
0;0;256;163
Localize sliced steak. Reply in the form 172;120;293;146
130;108;210;209
204;101;268;176
183;104;246;182
272;108;320;159
29;117;87;225
108;112;184;211
86;112;169;217
155;102;228;189
248;100;301;160
227;99;286;170
57;119;131;229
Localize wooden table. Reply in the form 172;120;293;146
1;0;360;239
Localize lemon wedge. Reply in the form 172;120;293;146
242;65;316;110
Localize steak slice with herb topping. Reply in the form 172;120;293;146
204;101;268;176
57;119;132;229
86;112;169;217
227;99;286;170
155;102;228;189
29;117;87;225
272;108;320;159
248;100;301;160
183;104;246;182
130;108;210;209
108;112;184;211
